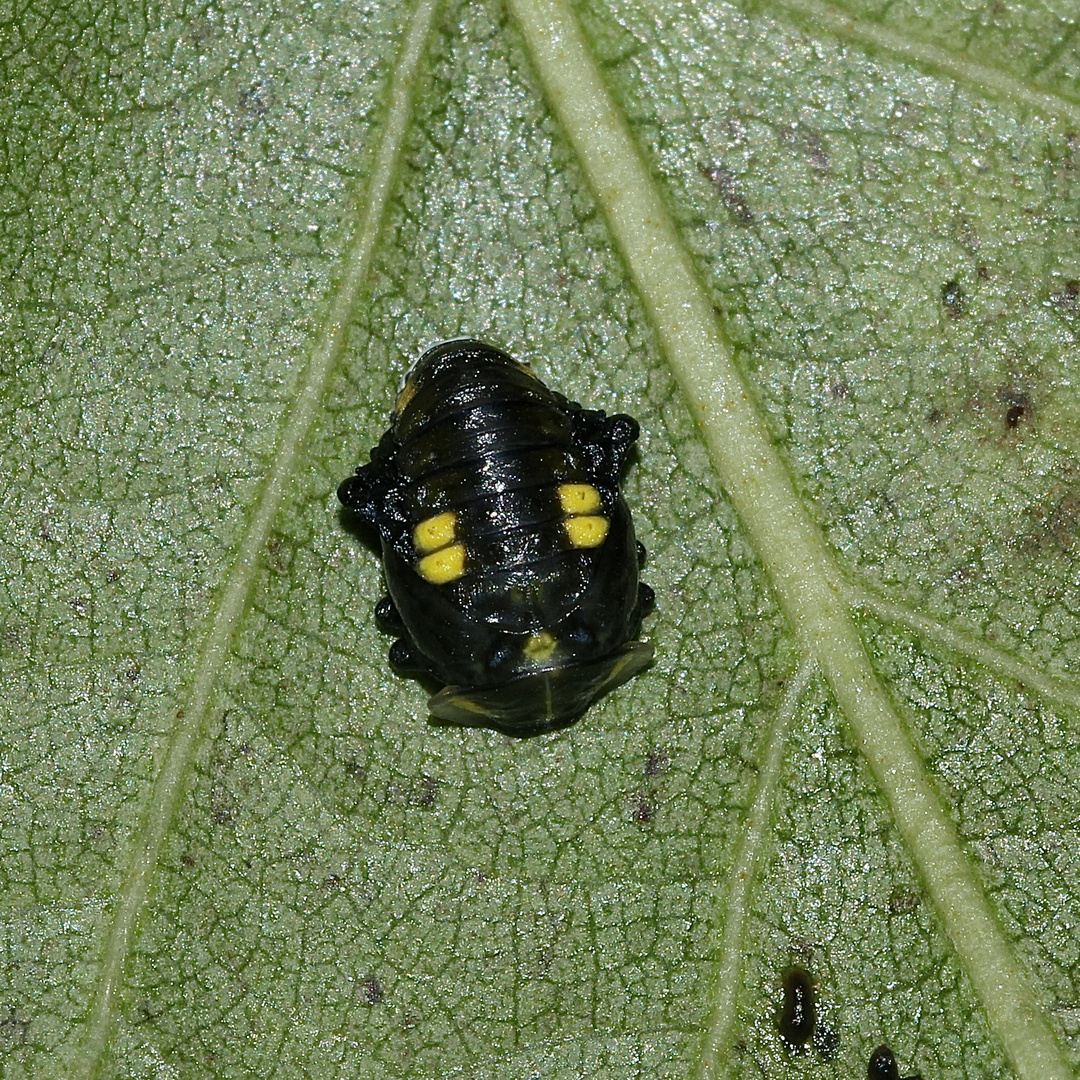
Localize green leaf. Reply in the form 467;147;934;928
2;0;1079;1077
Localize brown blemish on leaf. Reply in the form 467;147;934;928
781;125;829;173
360;974;384;1005
385;775;440;807
1015;485;1080;556
1048;279;1080;312
632;792;656;825
644;749;669;777
1046;491;1080;552
0;1008;30;1046
887;886;921;914
700;165;754;225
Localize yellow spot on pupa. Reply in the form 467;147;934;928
514;360;539;380
558;483;601;515
394;378;418;415
414;511;457;553
523;631;558;663
565;515;609;548
418;543;466;584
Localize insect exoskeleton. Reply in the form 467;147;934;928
338;338;654;736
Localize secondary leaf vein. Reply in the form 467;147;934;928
69;0;442;1074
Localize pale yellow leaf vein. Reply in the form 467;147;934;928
844;582;1080;714
504;1;1073;1079
776;0;1080;128
695;659;816;1080
69;0;442;1074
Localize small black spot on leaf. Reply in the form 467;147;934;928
940;280;965;317
999;387;1032;430
1049;279;1080;311
778;967;816;1049
361;974;384;1005
632;792;656;824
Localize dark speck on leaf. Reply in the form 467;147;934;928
814;1023;839;1059
343;758;368;782
632;792;656;824
1050;279;1080;310
361;974;384;1005
781;124;830;172
135;1001;164;1025
868;1043;923;1080
1000;388;1032;430
384;775;440;807
941;280;965;317
887;886;921;914
778;966;816;1049
418;775;439;806
1044;491;1080;552
0;1007;29;1045
700;165;754;224
644;749;669;777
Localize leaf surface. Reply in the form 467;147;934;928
2;0;1079;1077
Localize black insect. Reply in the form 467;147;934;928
868;1044;922;1080
777;966;817;1049
338;339;654;736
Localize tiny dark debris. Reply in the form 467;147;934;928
343;758;368;782
940;280;965;317
999;387;1032;430
778;966;817;1050
1047;491;1080;551
0;1007;30;1045
384;775;440;807
887;886;921;914
135;1001;164;1025
632;792;656;825
813;1022;839;1060
417;775;439;807
1049;279;1080;311
781;125;830;172
360;974;384;1005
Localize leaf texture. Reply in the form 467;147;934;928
1;0;1079;1077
